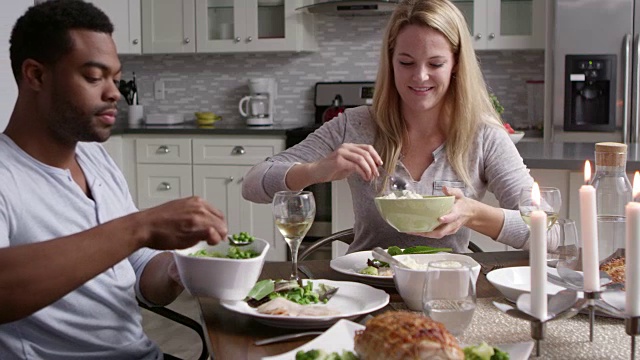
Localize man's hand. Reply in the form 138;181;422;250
136;196;228;250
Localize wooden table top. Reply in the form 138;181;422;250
196;251;529;360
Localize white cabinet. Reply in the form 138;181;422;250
195;0;316;53
88;0;142;54
141;0;196;53
452;0;545;50
122;134;287;261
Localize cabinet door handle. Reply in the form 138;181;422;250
475;33;482;40
158;182;172;191
489;33;495;40
184;37;191;44
156;145;170;154
235;37;241;43
247;36;253;42
227;176;235;183
132;39;139;45
231;146;246;155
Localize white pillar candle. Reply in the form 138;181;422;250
580;160;600;292
530;182;548;320
625;171;640;316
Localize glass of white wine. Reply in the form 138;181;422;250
518;186;561;230
272;191;316;281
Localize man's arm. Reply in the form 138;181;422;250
138;252;183;306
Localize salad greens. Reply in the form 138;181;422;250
295;349;358;360
359;245;453;274
463;342;510;360
245;279;338;307
189;246;259;259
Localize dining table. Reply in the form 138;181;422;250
196;250;531;359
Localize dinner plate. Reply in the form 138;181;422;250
262;319;534;360
220;279;389;329
329;250;395;287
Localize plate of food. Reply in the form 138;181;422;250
330;246;452;288
265;312;534;360
220;279;389;329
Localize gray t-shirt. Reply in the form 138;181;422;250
243;106;533;253
0;134;162;359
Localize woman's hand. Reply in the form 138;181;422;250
410;186;475;239
312;143;383;182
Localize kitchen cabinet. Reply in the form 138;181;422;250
451;0;545;50
141;0;196;53
88;0;142;54
120;134;287;261
195;0;316;53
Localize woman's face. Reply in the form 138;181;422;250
392;24;456;120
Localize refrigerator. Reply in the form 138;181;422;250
550;0;640;143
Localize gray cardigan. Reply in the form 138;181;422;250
242;106;533;253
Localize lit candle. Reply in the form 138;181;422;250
625;171;640;316
580;160;600;292
530;182;548;320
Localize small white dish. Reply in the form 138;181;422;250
486;266;566;303
220;279;389;329
330;250;395;287
263;318;534;360
508;131;525;144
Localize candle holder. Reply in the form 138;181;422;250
493;289;580;357
627;317;640;360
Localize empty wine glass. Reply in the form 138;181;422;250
422;260;476;336
519;186;562;229
272;191;316;281
547;218;580;269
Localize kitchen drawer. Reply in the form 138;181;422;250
193;137;285;165
136;164;193;209
136;138;192;164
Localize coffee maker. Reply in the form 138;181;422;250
238;78;277;126
564;54;616;132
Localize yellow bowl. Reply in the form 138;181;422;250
374;195;455;233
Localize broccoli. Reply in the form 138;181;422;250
463;342;495;360
358;266;379;276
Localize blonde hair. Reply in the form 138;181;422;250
372;0;501;190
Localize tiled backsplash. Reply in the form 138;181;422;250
119;15;543;127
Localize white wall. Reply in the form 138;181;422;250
0;1;32;131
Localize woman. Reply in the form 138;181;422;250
242;0;532;253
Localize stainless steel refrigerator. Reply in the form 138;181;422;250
550;0;640;143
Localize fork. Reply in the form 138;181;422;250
298;264;314;279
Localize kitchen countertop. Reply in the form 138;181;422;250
111;121;307;136
110;122;640;171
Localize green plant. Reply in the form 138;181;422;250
489;93;504;115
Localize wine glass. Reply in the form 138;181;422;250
422;260;476;336
272;191;316;281
547;218;580;269
518;186;562;229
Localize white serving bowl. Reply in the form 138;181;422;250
391;253;480;311
173;238;269;300
486;266;565;302
508;131;525;144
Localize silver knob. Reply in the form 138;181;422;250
156;145;170;154
247;36;253;42
489;33;495;40
132;39;139;45
231;146;246;155
475;33;482;39
227;176;235;183
235;37;241;43
184;37;190;44
159;182;171;191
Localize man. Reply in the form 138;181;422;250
0;1;228;358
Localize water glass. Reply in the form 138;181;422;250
272;191;315;281
422;260;476;336
550;218;581;270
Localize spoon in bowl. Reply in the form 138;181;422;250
372;247;411;269
227;233;254;247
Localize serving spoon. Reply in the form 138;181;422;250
372;247;411;269
227;236;253;247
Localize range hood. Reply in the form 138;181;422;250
296;0;398;16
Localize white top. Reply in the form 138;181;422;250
0;134;162;360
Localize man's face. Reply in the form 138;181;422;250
43;29;122;144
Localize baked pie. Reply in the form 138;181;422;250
353;311;464;360
600;256;625;286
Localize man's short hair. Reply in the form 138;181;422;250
9;0;114;83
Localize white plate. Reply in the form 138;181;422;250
221;279;389;329
329;251;395;287
263;319;534;360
